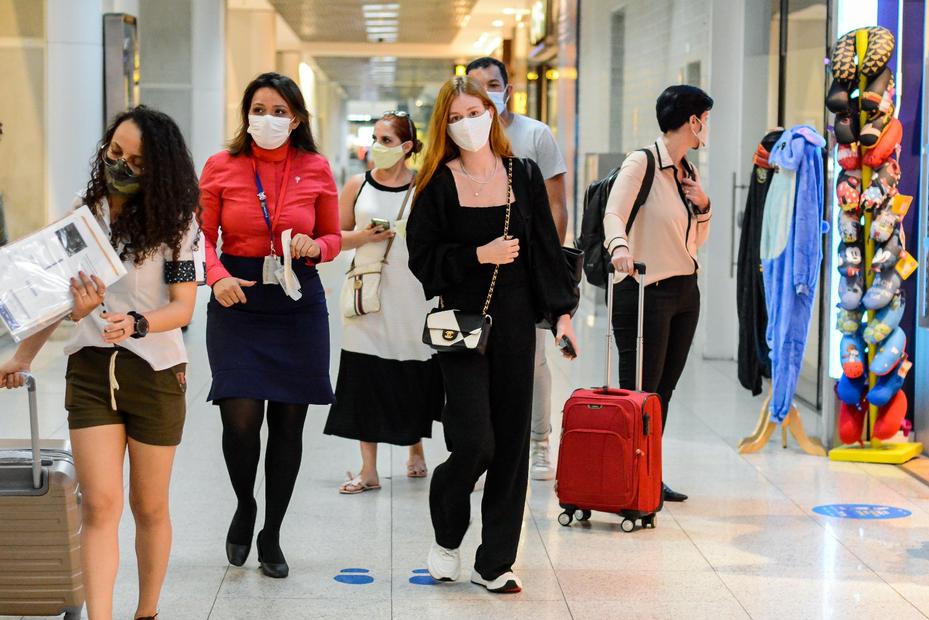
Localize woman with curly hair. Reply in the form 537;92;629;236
200;72;341;579
0;106;201;620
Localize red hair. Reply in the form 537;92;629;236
414;77;512;203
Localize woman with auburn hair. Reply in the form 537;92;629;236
406;77;579;594
200;72;341;579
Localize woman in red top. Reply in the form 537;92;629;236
200;72;341;579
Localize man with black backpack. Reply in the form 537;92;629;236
599;85;714;503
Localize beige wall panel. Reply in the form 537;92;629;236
0;0;44;38
0;46;46;240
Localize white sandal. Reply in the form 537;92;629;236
339;471;381;495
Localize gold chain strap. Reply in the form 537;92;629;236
481;158;512;316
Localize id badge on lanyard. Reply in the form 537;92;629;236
253;162;281;284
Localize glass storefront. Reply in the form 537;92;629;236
779;0;830;408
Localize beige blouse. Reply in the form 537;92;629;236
603;137;711;286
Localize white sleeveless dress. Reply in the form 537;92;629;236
324;171;443;445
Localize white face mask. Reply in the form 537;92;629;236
692;117;709;149
247;114;293;150
447;110;493;152
487;90;508;115
371;142;406;170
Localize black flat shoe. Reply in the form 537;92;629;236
226;541;251;567
225;503;256;567
257;530;289;579
662;483;688;502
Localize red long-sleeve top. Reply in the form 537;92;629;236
200;141;342;286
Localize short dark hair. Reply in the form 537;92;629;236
655;85;714;132
229;72;318;155
466;57;509;86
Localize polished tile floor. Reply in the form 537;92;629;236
3;260;929;619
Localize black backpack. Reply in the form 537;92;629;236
578;148;656;288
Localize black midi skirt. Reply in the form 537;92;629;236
324;350;444;446
206;254;334;405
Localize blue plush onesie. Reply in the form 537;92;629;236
761;125;826;422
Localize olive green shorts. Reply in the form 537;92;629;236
65;347;187;446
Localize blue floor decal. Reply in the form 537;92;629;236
409;568;438;585
813;504;912;520
334;568;374;584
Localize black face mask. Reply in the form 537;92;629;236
104;156;141;196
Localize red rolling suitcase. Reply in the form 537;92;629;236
555;263;663;532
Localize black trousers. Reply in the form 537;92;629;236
612;274;700;432
431;285;536;580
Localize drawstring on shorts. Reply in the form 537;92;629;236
108;350;120;411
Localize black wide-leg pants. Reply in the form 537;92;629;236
430;285;536;580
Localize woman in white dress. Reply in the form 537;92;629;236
325;112;444;493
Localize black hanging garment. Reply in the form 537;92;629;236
737;130;783;395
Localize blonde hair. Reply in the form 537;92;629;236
414;77;512;203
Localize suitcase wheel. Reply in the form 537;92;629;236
642;514;657;529
620;518;635;533
558;510;574;527
574;509;592;522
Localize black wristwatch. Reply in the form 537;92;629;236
127;311;150;339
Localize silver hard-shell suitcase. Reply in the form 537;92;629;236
0;374;84;619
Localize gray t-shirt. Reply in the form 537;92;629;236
504;114;567;180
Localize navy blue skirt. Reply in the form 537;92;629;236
206;254;334;405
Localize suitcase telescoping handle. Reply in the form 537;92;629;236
16;373;43;490
604;263;646;392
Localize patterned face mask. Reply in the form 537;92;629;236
104;156;142;196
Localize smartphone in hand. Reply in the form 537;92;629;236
558;335;577;360
370;218;390;231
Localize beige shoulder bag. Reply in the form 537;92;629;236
341;175;415;318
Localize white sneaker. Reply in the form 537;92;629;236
471;569;523;594
427;542;460;581
530;439;555;481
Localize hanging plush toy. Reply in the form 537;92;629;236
864;291;905;344
836;308;863;334
863;118;902;168
871;225;903;272
838;210;861;243
827;25;919;445
836;169;863;214
863;266;903;310
837;144;861;170
827;26;895;116
861;158;900;214
861;68;895;112
837;238;865;310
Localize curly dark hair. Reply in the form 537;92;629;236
228;72;319;156
82;106;200;264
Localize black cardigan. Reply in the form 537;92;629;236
736;130;781;395
407;157;576;323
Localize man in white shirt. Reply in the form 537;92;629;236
468;57;568;481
